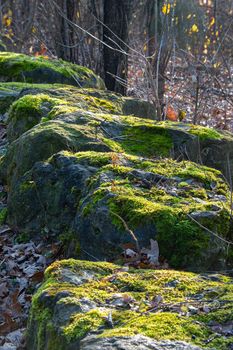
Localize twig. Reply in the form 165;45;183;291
0;258;5;267
187;213;233;246
110;211;140;252
81;249;99;261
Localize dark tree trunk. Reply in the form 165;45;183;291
103;0;132;94
146;0;162;58
59;0;78;62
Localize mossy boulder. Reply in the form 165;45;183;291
0;52;105;88
4;84;233;180
6;85;157;142
1;118;110;187
7;93;60;141
27;259;233;350
7;150;232;270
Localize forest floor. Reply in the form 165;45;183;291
128;56;233;132
0;121;59;349
0;215;63;349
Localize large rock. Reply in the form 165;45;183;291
6;149;232;270
0;52;105;88
4;83;233;181
165;123;233;183
6;86;157;142
26;260;233;350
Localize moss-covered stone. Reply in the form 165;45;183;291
6;149;232;270
0;119;111;187
7;94;61;141
27;259;233;350
0;52;105;89
3;83;158;141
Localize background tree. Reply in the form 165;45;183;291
102;0;133;94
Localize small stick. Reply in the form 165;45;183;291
110;211;140;252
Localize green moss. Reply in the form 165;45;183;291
9;94;59;119
2;120;104;185
120;125;173;157
188;125;222;140
63;151;113;167
7;94;63;140
102;311;210;343
102;138;124;153
0;207;7;224
106;188;209;268
156;121;224;140
73;153;231;269
45;259;116;277
63;309;106;341
130;157;228;193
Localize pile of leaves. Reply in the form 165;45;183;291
121;239;169;270
0;220;63;349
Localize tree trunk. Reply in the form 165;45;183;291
58;0;79;62
103;0;132;94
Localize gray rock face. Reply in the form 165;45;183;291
190;211;219;220
168;127;233;183
53;297;97;327
60;268;96;286
5;147;232;270
0;90;18;110
80;335;203;350
122;97;157;120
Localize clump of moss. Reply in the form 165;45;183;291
64;309;107;341
0;207;7;224
7;94;62;141
156;121;224;140
63;151;114;167
120;125;173;157
188;125;222;140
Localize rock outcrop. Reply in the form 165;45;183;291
27;260;233;350
0;53;232;270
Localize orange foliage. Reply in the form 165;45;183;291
166;106;178;121
34;43;48;58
